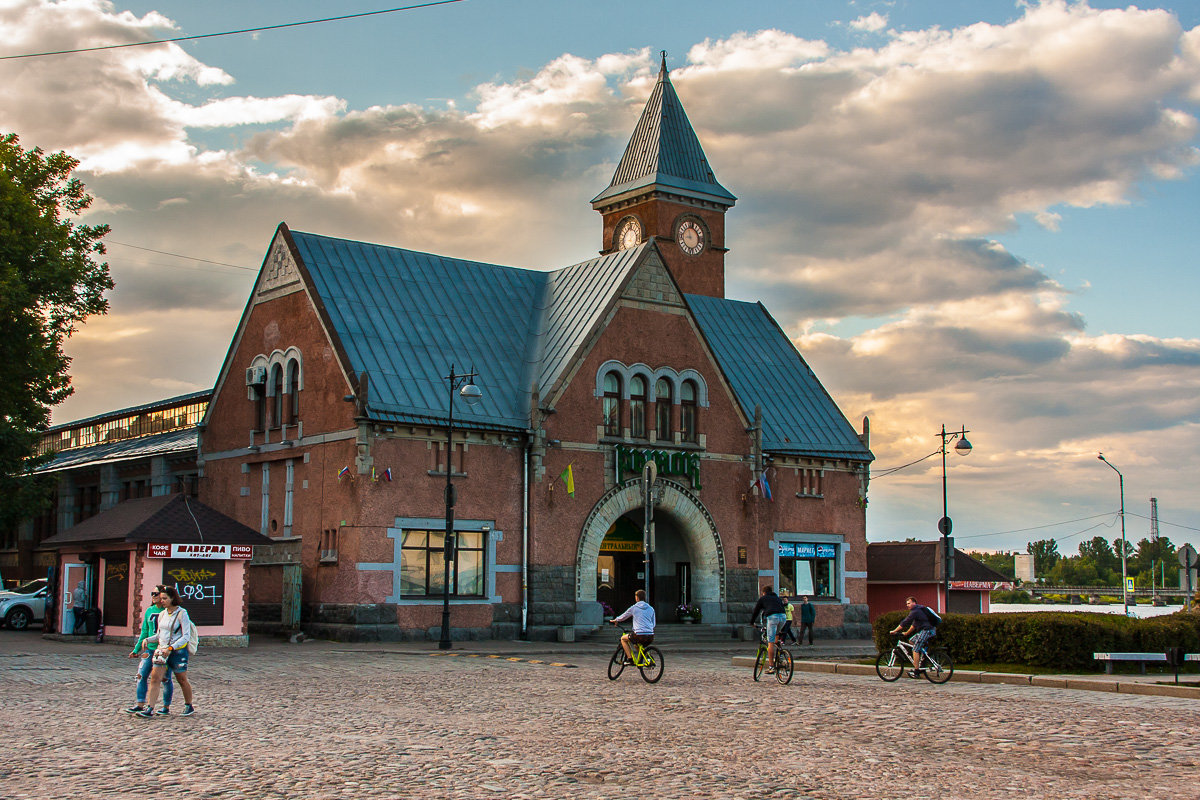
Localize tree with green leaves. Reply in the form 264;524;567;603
0;133;112;534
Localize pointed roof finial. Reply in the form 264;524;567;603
660;50;668;75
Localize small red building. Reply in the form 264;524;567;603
866;541;1015;622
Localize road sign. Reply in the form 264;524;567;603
1179;544;1197;569
938;516;952;535
1125;577;1135;593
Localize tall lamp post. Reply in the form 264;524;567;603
439;365;482;650
937;425;972;611
1097;453;1128;616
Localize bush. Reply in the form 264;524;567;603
872;609;1200;671
991;589;1034;603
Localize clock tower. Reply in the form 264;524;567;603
592;53;736;298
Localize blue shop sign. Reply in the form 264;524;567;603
778;543;836;559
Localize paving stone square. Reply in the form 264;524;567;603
1;635;1198;800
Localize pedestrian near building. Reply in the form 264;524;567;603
779;595;798;644
799;596;816;645
70;578;88;634
124;586;174;716
135;586;196;718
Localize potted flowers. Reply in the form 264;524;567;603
676;603;702;623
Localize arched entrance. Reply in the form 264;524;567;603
575;478;725;625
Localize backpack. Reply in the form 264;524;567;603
169;609;200;654
923;606;942;628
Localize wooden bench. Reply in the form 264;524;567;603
1092;652;1169;674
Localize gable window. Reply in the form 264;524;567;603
602;372;621;437
680;380;698;443
270;364;284;429
286;359;300;424
629;376;647;439
400;530;485;597
655;378;672;439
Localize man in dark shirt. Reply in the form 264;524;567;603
750;586;788;673
889;596;936;677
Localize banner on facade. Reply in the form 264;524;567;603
950;580;1016;590
777;542;836;559
147;543;253;560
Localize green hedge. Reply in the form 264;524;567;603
872;610;1200;671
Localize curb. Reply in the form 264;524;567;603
729;657;1200;699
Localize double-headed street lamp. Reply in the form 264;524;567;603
439;365;482;650
938;425;972;609
1097;453;1128;616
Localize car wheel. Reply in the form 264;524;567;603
5;607;31;631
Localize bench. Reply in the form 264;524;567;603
1092;652;1169;674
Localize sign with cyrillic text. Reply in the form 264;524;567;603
147;543;252;560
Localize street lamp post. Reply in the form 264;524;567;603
439;365;482;650
1097;453;1128;616
937;425;972;611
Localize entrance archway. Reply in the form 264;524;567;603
575;478;724;625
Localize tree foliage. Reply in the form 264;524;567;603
0;133;112;531
1027;539;1060;576
965;550;1018;579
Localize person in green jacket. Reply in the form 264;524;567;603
124;586;174;715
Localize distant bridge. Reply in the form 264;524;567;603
1028;585;1190;599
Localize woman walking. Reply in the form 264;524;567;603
134;586;196;718
124;586;174;715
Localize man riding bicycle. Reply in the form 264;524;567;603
610;589;655;663
889;596;937;677
750;585;788;674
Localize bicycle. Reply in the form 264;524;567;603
751;624;793;684
607;623;664;684
875;636;954;684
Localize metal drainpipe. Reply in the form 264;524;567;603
521;435;530;639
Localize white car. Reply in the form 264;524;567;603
0;578;49;631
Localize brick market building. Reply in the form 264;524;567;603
199;59;875;641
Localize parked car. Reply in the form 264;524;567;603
0;578;49;631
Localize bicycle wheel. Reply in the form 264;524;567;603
753;648;767;681
923;647;954;684
875;648;903;682
638;646;664;684
607;647;627;680
774;648;793;685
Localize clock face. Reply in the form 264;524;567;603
616;217;642;250
676;219;705;256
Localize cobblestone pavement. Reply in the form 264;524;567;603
1;634;1198;800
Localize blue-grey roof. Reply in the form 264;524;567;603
287;229;869;462
292;231;645;432
35;427;199;473
686;294;873;461
592;61;735;209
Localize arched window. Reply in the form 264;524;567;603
286;359;300;423
680;380;698;443
270;364;284;429
655;378;672;439
603;372;621;437
629;376;647;439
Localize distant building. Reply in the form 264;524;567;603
198;58;875;640
866;541;1015;622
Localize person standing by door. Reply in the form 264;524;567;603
70;578;88;634
798;596;816;645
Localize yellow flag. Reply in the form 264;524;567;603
559;464;575;496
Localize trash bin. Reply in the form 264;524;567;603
82;608;101;637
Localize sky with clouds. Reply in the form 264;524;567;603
3;0;1199;557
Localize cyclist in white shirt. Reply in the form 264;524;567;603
610;589;656;663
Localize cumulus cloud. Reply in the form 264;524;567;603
849;12;889;33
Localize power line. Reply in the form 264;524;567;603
1125;510;1200;534
954;511;1118;541
870;449;941;479
0;1;465;61
109;240;256;271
